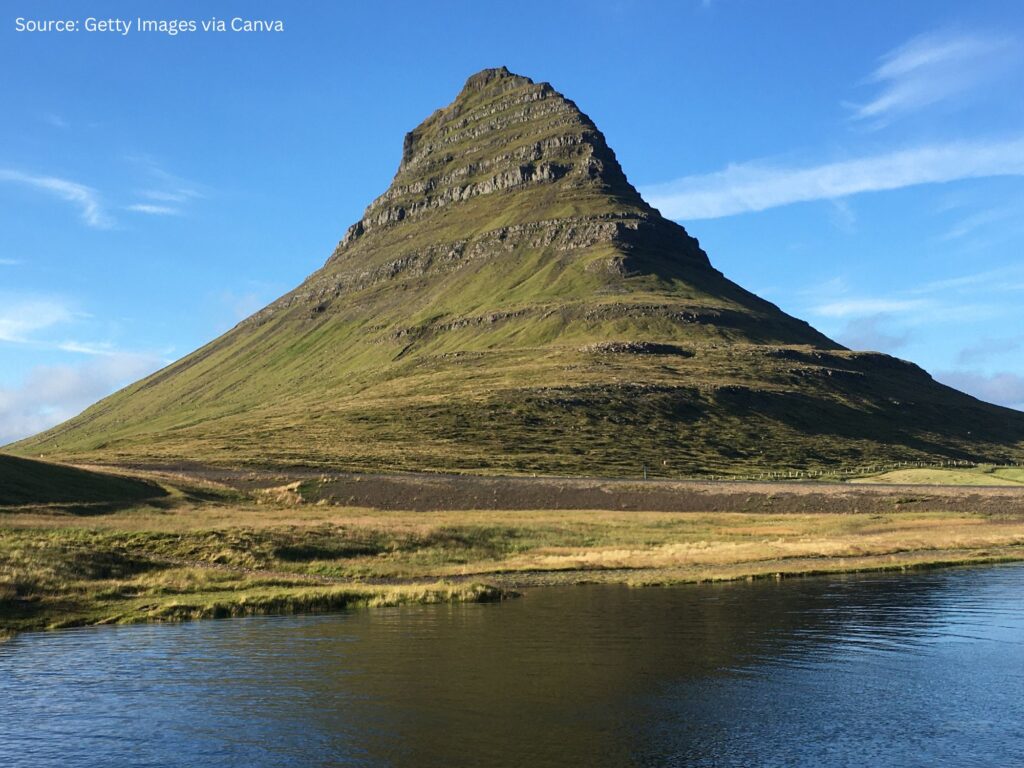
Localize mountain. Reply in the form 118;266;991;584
13;67;1024;475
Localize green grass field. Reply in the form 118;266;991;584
853;465;1024;486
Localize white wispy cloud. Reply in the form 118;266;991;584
0;294;167;441
827;199;857;233
799;276;848;298
0;258;21;266
126;203;181;215
0;298;76;343
139;190;191;203
54;340;120;356
939;203;1024;241
801;263;1020;356
0;353;161;445
835;316;910;354
911;264;1024;295
811;298;930;319
0;295;135;359
642;137;1024;220
956;336;1024;366
809;296;1002;331
125;154;205;216
850;30;1014;123
0;169;112;228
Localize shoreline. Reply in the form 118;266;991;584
5;544;1024;639
4;463;1024;638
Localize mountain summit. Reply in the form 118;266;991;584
16;68;1024;474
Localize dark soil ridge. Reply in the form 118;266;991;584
120;463;1024;516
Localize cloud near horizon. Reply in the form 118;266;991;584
937;370;1024;412
0;169;112;228
835;316;910;354
956;336;1024;366
0;354;162;446
641;137;1024;220
0;292;171;443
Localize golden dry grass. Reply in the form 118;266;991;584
5;466;1024;635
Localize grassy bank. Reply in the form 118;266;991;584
4;464;1024;635
852;464;1024;486
0;454;167;507
0;506;510;634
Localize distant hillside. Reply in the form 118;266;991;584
12;67;1024;475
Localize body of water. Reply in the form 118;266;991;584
3;565;1024;766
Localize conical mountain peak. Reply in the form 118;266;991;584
17;68;1024;476
336;67;652;256
283;69;826;338
458;66;535;98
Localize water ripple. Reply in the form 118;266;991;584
3;564;1024;767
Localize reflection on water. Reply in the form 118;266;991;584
3;566;1024;767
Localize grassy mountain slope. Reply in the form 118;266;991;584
12;68;1024;475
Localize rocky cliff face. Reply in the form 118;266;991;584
16;68;1024;474
332;66;700;276
248;67;826;348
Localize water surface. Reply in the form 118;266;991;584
3;566;1024;767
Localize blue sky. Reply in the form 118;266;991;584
2;0;1023;444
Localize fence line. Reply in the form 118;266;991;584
697;459;1024;483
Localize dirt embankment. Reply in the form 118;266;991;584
126;463;1024;515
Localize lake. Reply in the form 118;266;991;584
3;565;1024;767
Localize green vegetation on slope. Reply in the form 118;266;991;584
12;67;1024;474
